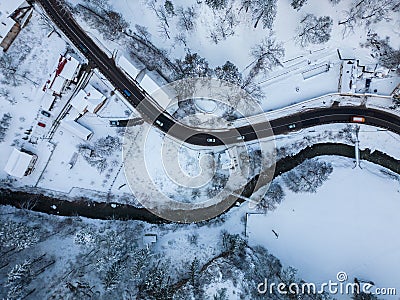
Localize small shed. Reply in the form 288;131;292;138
4;148;37;178
143;234;157;247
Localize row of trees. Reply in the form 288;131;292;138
0;113;12;143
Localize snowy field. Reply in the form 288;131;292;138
248;157;400;298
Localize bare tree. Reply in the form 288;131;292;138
244;36;284;82
176;6;197;32
339;0;400;35
251;0;278;29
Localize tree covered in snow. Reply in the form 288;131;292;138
248;0;278;29
94;135;121;157
164;0;175;16
256;181;285;212
103;259;125;290
138;260;174;300
0;220;40;251
296;14;333;47
80;0;129;41
205;0;228;10
6;260;33;300
245;35;284;81
0;54;23;86
339;0;400;35
362;34;400;74
175;52;212;79
283;159;333;193
214;61;243;85
176;6;197;32
209;7;238;44
291;0;308;10
0;113;12;142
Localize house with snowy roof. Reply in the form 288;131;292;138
47;55;81;95
0;0;32;51
4;148;37;178
70;84;107;115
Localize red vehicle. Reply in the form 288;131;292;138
351;116;365;123
38;122;46;128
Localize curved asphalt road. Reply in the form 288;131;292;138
36;0;400;146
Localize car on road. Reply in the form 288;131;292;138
155;120;164;127
41;110;51;117
123;89;132;97
109;120;120;126
288;123;296;129
38;122;46;128
351;116;365;123
207;138;216;143
236;136;245;140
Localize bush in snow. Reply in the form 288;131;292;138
296;14;333;47
0;220;40;251
283;159;333;193
94;135;121;157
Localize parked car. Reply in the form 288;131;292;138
38;122;46;128
206;138;216;143
155;120;164;127
41;110;51;117
288;123;296;129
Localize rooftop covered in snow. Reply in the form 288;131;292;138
4;148;37;178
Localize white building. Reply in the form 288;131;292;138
139;72;171;110
60;119;93;140
117;55;143;81
143;234;157;248
4;148;37;178
70;84;107;114
47;55;81;95
0;1;32;51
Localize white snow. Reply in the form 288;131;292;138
248;158;400;298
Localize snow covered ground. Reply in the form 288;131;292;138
248;157;400;298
